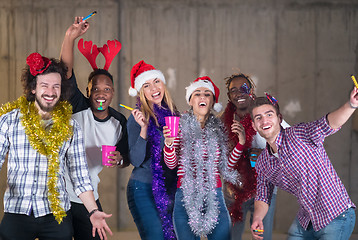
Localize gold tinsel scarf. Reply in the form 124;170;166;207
0;96;73;223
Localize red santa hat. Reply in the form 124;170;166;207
129;60;166;97
185;76;222;112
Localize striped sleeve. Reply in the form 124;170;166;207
164;137;180;169
227;142;244;168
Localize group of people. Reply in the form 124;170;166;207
0;15;356;240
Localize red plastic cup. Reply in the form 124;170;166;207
165;116;180;137
101;145;116;166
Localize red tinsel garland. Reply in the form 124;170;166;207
222;101;257;223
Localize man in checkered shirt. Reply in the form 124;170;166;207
249;88;357;240
0;53;113;240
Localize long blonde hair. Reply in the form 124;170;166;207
139;86;177;126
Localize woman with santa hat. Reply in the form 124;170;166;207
163;76;243;240
126;60;179;240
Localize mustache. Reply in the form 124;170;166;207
42;94;57;99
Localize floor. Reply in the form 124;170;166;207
111;230;358;240
112;231;283;240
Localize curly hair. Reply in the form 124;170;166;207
224;72;256;92
21;58;72;102
88;69;113;83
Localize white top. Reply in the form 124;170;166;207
65;108;122;203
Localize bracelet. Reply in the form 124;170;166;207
87;208;99;218
349;102;358;109
117;159;123;166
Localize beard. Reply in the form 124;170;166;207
35;94;59;113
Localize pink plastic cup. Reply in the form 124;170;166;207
101;145;116;166
165;116;180;137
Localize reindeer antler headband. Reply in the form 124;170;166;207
78;38;122;71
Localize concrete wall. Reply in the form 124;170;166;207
1;0;358;234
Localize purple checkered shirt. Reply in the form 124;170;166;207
255;116;355;231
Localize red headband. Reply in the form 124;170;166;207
78;38;122;71
26;53;51;76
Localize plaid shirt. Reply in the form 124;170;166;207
255;116;355;231
0;109;93;218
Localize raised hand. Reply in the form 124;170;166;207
131;109;148;139
231;119;246;145
65;16;90;41
131;109;148;128
350;86;358;108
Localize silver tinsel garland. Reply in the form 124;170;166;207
179;111;239;237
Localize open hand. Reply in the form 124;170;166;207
90;210;113;240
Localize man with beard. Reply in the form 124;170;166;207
0;53;112;240
221;73;289;240
60;17;129;240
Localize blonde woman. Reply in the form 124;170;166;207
126;60;178;240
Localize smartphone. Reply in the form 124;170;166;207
233;114;240;122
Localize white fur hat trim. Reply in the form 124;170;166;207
134;70;165;92
185;80;215;104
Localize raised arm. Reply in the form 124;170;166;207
228;142;244;168
60;17;89;79
226;119;246;168
327;87;358;129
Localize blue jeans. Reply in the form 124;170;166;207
231;193;276;240
287;207;356;240
173;188;231;240
127;179;164;240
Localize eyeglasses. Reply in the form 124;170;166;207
229;83;251;95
